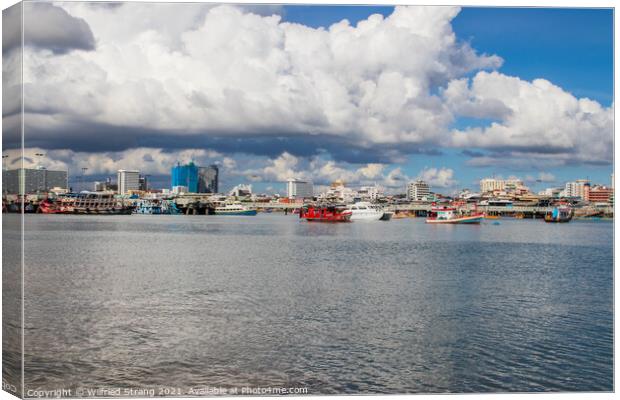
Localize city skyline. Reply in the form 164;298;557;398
2;3;613;196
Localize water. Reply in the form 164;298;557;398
14;214;613;394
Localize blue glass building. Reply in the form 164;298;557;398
171;162;198;192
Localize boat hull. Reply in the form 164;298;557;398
426;215;484;224
304;214;352;222
301;207;352;222
350;212;384;221
214;209;258;216
379;212;393;221
544;216;572;223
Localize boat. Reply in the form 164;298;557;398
38;193;133;215
484;214;500;220
213;202;257;216
544;206;572;223
425;207;484;224
300;205;352;222
134;200;163;215
133;199;181;215
345;202;391;221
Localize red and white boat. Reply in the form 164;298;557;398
426;207;484;224
300;205;352;222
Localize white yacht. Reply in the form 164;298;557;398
346;202;391;221
213;202;257;216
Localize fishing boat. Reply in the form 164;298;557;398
38;193;133;215
213;202;257;216
300;205;352;222
426;207;484;224
544;205;572;223
345;202;391;221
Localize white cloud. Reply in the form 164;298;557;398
22;4;501;148
417;167;457;188
233;152;409;189
10;147;226;177
449;71;613;165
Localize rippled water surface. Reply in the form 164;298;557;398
20;214;613;394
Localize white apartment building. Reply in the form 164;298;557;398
480;178;527;194
564;179;590;200
407;180;430;201
358;185;383;201
286;178;313;199
117;169;140;194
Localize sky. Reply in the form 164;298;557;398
2;3;614;195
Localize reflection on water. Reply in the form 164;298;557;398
22;214;612;394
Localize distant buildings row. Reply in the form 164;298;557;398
1;164;614;207
2;167;68;195
285;178;386;203
1;161;220;196
478;177;614;204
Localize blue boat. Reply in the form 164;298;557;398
134;199;181;215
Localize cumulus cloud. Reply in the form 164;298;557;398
417;167;457;188
7;147;223;177
449;71;613;166
7;3;96;54
232;152;409;189
20;4;501;157
7;3;611;186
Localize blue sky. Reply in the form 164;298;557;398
281;6;614;192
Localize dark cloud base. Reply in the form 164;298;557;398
18;120;444;165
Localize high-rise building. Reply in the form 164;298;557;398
198;165;219;193
407;180;430;201
564;179;590;200
171;162;198;193
138;175;148;191
2;167;68;195
287;178;313;199
480;178;504;193
358;185;383;201
117;169;140;194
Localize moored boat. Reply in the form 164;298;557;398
544;205;572;223
345;202;390;221
38;193;133;215
213;202;257;216
426;207;484;224
300;205;352;222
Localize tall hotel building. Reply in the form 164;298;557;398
171;162;219;193
117;170;140;194
2;167;68;195
564;179;590;201
407;180;430;201
287;178;313;199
